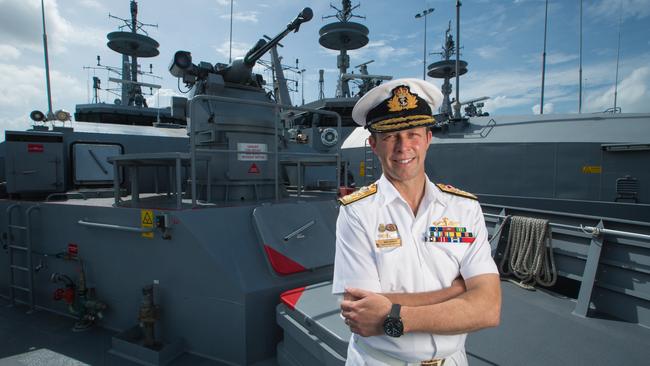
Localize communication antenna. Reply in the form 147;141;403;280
29;0;71;126
540;0;549;114
318;69;325;100
40;0;54;120
578;0;583;113
613;0;622;113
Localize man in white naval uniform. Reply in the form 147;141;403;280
333;78;501;366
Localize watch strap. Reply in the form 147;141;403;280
389;303;401;319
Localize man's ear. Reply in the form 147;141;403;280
368;134;377;152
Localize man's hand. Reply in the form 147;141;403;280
340;288;392;337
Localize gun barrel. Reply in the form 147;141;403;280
243;7;312;66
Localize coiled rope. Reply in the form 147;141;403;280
498;216;557;289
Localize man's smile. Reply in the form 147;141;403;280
394;158;415;165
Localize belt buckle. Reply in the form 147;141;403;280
420;359;444;366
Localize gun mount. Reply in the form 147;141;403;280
169;7;312;92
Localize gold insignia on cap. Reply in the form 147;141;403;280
387;86;418;112
436;183;478;200
338;183;378;206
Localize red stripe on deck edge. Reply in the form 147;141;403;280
280;287;306;310
263;245;306;275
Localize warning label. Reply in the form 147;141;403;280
141;210;154;239
582;165;602;174
237;142;268;161
248;163;260;174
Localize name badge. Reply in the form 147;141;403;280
376;223;402;248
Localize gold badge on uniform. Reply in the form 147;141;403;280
376;223;401;248
428;217;475;244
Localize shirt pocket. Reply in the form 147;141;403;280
375;246;409;292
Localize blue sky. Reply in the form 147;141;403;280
1;0;649;139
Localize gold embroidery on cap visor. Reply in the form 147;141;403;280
369;115;435;132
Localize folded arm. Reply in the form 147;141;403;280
401;273;501;334
341;273;500;337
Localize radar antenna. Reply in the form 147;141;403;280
427;21;467;119
319;1;369;98
105;1;161;107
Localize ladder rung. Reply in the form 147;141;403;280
10;265;30;272
8;245;28;251
10;285;31;292
8;224;27;230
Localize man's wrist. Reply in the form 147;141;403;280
400;305;413;334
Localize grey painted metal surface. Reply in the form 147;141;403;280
276;203;650;366
341;113;650;219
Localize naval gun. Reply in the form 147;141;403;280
166;7;319;204
169;7;312;93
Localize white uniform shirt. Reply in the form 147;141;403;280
332;174;498;364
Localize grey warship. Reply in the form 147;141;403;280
1;1;650;366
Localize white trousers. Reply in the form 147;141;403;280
345;339;468;366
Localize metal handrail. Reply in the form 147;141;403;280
188;95;343;207
77;219;153;233
484;212;650;241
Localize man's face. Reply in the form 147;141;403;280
368;127;432;184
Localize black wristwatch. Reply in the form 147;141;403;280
383;303;404;337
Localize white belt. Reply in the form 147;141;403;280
354;338;447;366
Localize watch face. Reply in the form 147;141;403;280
383;318;404;337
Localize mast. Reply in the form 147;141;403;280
540;0;549;114
229;0;234;63
578;0;583;113
613;1;622;112
453;0;461;119
40;0;54;120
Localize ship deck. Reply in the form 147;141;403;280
3;280;649;365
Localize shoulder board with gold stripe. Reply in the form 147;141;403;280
338;183;378;206
436;183;478;200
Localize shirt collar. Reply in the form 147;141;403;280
376;174;447;208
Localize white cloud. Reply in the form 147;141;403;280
585;66;650;113
0;63;85;115
0;0;106;54
0;115;32;141
483;95;532;112
547;52;579;65
79;0;105;11
347;40;412;65
532;102;554;114
476;46;505;60
219;11;259;23
587;0;650;22
146;88;182;109
0;44;21;60
214;40;250;59
524;52;579;66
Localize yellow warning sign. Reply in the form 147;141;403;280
582;165;602;174
359;161;365;177
141;210;154;239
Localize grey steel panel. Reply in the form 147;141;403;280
6;140;64;193
253;201;338;274
277;304;346;366
228;132;274;180
73;143;122;184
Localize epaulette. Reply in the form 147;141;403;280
338;183;378;206
436;183;478;200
